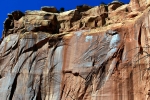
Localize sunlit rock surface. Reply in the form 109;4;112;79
0;0;150;100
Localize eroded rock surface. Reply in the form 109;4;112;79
0;0;150;100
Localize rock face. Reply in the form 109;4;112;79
0;0;150;100
129;0;150;11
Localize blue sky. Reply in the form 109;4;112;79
0;0;130;38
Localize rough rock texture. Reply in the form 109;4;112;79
108;1;124;12
129;0;150;11
0;0;150;100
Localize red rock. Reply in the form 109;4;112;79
0;1;150;100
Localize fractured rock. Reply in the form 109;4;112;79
58;9;82;31
2;14;14;37
25;11;59;33
82;5;108;17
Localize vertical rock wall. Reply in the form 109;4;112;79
0;1;150;100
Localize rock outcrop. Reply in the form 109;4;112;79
0;0;150;100
41;6;58;13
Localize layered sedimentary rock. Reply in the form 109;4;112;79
0;0;150;100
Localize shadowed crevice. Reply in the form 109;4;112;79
9;73;20;100
36;75;42;100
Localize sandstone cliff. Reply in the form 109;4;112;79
0;0;150;100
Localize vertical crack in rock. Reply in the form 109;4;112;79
138;24;143;54
9;73;20;100
36;75;42;100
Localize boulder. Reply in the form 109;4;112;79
12;10;25;20
76;4;92;12
58;10;82;31
108;1;124;12
41;6;57;13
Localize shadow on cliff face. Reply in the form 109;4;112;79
9;73;20;100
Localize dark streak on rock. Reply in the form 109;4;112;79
9;73;20;100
